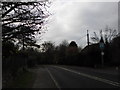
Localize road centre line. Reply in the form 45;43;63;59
45;66;61;90
53;66;120;87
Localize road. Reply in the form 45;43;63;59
32;65;120;88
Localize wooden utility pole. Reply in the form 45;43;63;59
87;30;89;46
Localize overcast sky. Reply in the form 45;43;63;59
36;0;118;48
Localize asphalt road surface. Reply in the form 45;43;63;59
33;65;120;88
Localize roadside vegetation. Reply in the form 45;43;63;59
2;1;120;88
2;34;120;88
4;71;36;88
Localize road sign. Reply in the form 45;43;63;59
100;43;104;50
101;52;104;55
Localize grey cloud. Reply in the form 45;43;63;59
37;2;118;48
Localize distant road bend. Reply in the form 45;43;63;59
33;65;120;88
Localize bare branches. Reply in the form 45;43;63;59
91;32;99;43
2;2;49;25
2;3;18;18
91;28;118;44
2;1;51;47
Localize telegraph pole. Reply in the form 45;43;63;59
87;30;89;46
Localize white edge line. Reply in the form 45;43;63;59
45;66;61;90
53;66;120;87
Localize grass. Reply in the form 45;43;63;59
6;70;36;88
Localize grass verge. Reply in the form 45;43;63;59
5;70;36;88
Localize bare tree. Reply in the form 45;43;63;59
91;27;118;44
2;1;51;47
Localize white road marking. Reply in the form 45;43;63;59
53;66;120;87
45;66;61;90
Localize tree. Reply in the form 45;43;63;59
66;41;79;65
110;35;120;66
2;1;50;48
2;1;51;87
41;41;55;64
67;41;78;55
91;27;117;44
41;41;55;52
80;43;101;67
56;40;69;64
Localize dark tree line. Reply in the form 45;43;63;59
38;32;120;68
2;1;120;87
109;35;120;66
81;30;120;67
38;40;80;65
2;34;120;88
2;1;51;87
